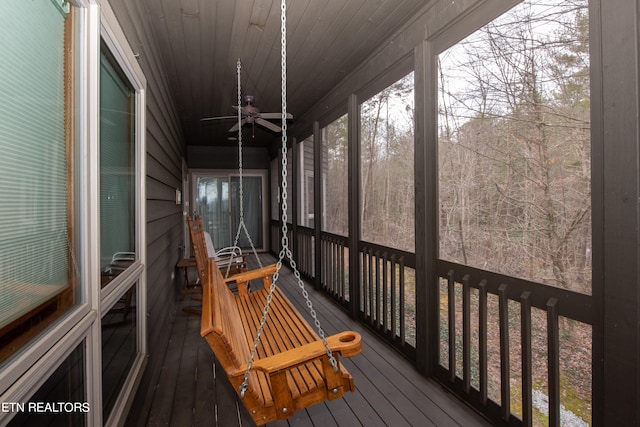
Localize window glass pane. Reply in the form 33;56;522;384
231;175;264;248
102;283;137;422
360;72;415;252
298;136;315;228
0;2;80;365
321;115;348;236
8;342;86;426
438;0;591;293
196;176;230;248
100;42;136;284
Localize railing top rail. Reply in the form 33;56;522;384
438;259;592;325
319;230;349;243
359;241;416;268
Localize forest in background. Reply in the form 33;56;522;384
438;0;591;295
438;1;591;424
320;0;592;423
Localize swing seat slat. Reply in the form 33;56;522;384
201;258;362;425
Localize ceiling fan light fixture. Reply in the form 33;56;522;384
200;94;293;133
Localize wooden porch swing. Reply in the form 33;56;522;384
198;2;362;424
200;258;361;425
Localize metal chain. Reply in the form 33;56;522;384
228;59;263;279
240;0;337;399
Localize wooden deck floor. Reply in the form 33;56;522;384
126;254;491;427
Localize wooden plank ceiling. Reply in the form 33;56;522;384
142;0;428;147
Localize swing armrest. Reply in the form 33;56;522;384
230;331;362;376
214;245;243;257
224;264;278;296
216;252;247;262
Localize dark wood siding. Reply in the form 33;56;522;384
107;1;187;424
187;146;270;170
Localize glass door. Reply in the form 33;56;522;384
230;176;263;248
193;171;266;252
195;176;230;249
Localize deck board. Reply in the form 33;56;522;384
127;254;491;426
145;306;189;426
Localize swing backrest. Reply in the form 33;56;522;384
200;259;262;400
201;259;251;365
187;215;208;282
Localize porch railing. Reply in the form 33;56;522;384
359;241;416;359
295;226;314;279
436;260;593;427
319;231;349;308
270;221;592;425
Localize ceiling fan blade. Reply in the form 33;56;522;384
255;118;282;133
229;119;246;132
260;112;293;120
200;115;238;123
232;105;252;115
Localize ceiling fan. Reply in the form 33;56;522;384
200;95;293;133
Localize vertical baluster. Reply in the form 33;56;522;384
368;248;374;322
327;239;331;293
300;233;305;275
319;237;323;287
498;283;510;421
302;232;306;275
345;244;349;301
399;256;405;345
325;239;330;293
375;250;381;327
547;298;560;427
479;279;488;405
299;233;304;274
361;248;366;315
331;240;342;295
447;269;456;383
335;240;340;296
521;291;532;427
321;238;326;290
390;254;397;340
339;240;343;298
359;251;367;314
382;252;389;333
329;239;333;293
462;274;471;394
304;232;309;275
308;232;312;276
338;240;342;298
328;239;332;293
321;239;330;290
307;232;311;276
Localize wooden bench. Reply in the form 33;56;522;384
201;258;362;425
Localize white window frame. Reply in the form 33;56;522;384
94;1;147;426
0;1;147;426
0;1;95;424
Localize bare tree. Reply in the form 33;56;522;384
438;0;590;293
360;74;415;252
